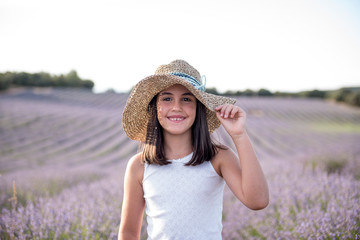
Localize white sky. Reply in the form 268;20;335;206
1;0;359;93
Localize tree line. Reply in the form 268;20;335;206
1;70;359;107
0;70;94;91
206;87;360;107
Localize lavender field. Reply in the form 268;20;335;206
1;87;359;239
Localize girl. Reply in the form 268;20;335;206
119;60;269;240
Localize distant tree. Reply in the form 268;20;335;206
12;72;31;86
235;91;243;96
106;88;117;93
0;73;11;90
258;88;273;96
82;80;94;89
273;91;296;97
54;75;66;87
65;70;82;87
304;89;327;98
31;72;52;86
224;90;243;96
0;70;94;90
345;90;360;107
65;70;80;81
334;88;352;102
205;87;219;95
224;90;234;96
242;89;255;96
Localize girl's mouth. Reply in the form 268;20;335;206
168;116;186;122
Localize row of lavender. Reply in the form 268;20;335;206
1;88;359;239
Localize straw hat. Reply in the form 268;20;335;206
122;59;236;141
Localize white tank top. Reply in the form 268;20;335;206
143;153;225;240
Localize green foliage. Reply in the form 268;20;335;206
258;88;273;96
0;73;11;90
0;70;94;91
222;85;360;108
310;122;360;133
105;88;116;93
333;88;352;102
247;226;266;240
205;87;219;95
274;91;300;97
243;89;255;96
327;87;360;107
345;90;360;106
223;90;243;96
307;154;360;181
82;80;94;89
303;89;327;98
324;158;347;174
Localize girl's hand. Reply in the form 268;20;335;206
215;104;247;139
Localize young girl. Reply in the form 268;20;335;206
118;60;269;240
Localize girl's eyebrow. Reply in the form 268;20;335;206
159;92;194;96
159;92;173;96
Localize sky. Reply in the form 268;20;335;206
1;0;360;94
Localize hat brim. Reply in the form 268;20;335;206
122;74;236;141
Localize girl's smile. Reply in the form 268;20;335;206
156;84;197;136
167;115;186;122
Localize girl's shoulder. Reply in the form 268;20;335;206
213;145;237;161
128;152;144;166
211;146;238;177
125;152;145;183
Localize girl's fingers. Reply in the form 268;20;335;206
220;105;229;118
215;105;225;115
228;106;238;117
232;109;240;118
230;107;243;119
216;104;233;118
215;104;246;119
214;105;224;111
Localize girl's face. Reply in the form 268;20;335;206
156;84;197;137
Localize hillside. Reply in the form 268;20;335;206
0;88;359;239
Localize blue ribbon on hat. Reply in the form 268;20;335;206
170;72;206;92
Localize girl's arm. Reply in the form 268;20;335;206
214;104;269;210
118;153;145;240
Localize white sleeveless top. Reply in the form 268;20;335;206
143;153;225;240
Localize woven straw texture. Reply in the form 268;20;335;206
122;60;236;141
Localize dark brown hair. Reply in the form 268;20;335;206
141;94;226;166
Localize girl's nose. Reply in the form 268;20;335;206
172;100;182;111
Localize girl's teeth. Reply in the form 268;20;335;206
169;118;183;121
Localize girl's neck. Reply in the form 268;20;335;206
163;133;193;160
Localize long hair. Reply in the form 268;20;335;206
141;94;226;166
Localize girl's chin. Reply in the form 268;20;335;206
163;129;192;136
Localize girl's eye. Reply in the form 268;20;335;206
183;98;192;102
162;97;172;101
